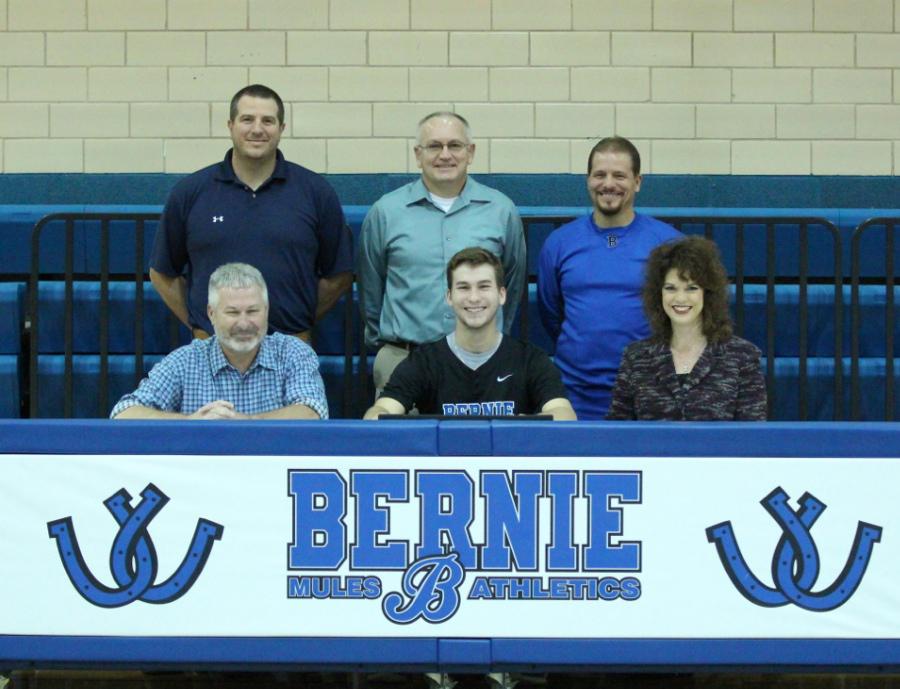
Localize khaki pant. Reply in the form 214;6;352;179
373;343;412;399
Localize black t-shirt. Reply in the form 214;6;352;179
382;337;568;416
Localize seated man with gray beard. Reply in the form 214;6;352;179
111;262;328;420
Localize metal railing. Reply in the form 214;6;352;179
28;213;161;418
523;215;845;421
850;218;897;421
27;212;360;419
24;211;898;421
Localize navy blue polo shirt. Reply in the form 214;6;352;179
151;149;351;335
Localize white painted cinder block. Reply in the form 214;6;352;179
733;0;812;31
732;140;811;174
5;138;83;172
410;67;488;101
611;32;691;67
697;104;775;139
330;67;408;102
651;68;732;103
572;0;652;31
535;103;614;138
50;103;129;138
207;32;286;66
488;68;569;102
87;0;166;30
293;102;372;137
490;139;570;173
369;32;449;66
571;67;650;102
9;0;85;30
492;0;572;30
0;103;49;137
249;0;328;29
9;67;87;101
776;105;855;139
0;33;45;66
530;32;610;67
652;139;731;174
813;69;893;104
85;139;164;172
449;32;529;66
168;0;247;30
813;0;893;32
812;141;892;175
652;0;732;31
47;32;125;66
411;0;491;30
326;138;408;173
127;32;205;66
329;0;409;30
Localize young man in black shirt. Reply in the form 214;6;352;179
364;247;576;420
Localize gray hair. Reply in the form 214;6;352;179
416;111;472;144
208;263;269;307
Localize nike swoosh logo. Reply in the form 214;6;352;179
496;374;513;382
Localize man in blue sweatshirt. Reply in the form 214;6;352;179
537;137;681;420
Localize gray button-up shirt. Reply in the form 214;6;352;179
357;177;525;347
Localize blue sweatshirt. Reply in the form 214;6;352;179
537;212;681;420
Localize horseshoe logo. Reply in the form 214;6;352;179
706;487;881;612
48;483;224;608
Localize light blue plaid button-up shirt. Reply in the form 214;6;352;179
110;332;328;419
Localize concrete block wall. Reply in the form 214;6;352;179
0;0;897;175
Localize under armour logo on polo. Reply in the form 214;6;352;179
496;374;513;382
607;235;618;248
212;216;224;222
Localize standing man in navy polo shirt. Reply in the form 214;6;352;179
150;84;353;343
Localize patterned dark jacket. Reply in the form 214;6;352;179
606;336;767;421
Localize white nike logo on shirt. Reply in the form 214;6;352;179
496;374;513;382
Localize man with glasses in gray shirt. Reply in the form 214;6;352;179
357;112;525;396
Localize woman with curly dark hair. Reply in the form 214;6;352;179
607;235;766;420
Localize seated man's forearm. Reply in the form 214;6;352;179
113;405;189;420
363;396;406;420
542;398;578;421
252;403;320;420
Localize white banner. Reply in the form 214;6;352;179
0;454;894;638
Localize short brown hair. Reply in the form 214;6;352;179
643;236;733;344
446;247;504;290
587;136;641;176
229;84;285;125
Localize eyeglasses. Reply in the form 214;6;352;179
416;141;470;156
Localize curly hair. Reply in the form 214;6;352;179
643;236;732;344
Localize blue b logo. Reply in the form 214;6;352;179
48;483;224;608
382;553;465;624
706;487;882;612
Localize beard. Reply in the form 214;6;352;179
216;327;263;355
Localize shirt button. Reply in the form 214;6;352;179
444;314;453;319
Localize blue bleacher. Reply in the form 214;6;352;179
35;281;190;354
35;354;164;418
0;356;19;418
5;205;898;421
0;283;25;418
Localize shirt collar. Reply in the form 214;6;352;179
406;176;491;210
209;334;276;374
214;149;288;185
